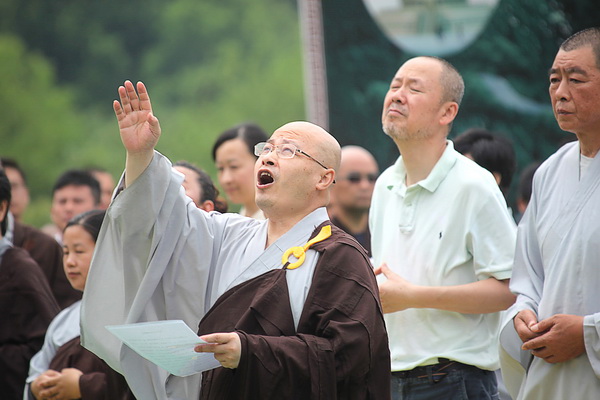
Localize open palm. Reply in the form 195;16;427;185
113;80;161;154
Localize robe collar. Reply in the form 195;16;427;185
0;236;11;261
223;207;330;293
4;212;14;245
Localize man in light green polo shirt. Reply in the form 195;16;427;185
369;56;517;399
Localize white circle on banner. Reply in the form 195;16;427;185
362;0;500;56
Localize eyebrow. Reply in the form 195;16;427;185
392;77;423;85
64;242;87;249
215;157;242;166
548;66;589;76
267;138;296;145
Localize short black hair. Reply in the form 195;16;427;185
424;56;465;106
211;123;269;161
65;209;105;243
52;169;101;205
453;128;516;192
561;27;600;69
518;162;541;205
0;169;11;236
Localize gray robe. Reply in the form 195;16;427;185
81;152;331;400
499;141;600;398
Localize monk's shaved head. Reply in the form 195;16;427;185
272;121;341;172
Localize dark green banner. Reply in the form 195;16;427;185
320;0;599;201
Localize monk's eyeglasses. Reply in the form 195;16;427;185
254;142;331;172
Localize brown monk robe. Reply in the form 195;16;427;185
0;246;59;400
12;220;82;309
197;223;390;400
44;337;135;400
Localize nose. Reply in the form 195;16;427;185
259;151;277;166
219;168;232;184
63;200;75;212
554;79;570;102
64;253;76;268
390;86;406;104
358;178;372;189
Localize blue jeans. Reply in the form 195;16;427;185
391;361;499;400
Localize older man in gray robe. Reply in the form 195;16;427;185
499;27;600;398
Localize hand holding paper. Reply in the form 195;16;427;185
106;320;221;377
195;332;241;369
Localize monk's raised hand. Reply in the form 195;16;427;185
113;80;161;156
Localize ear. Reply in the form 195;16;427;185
492;172;502;186
200;200;215;213
315;169;336;191
438;101;459;127
0;200;7;224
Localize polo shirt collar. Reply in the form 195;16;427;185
392;140;458;193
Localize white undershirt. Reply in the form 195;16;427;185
580;153;594;180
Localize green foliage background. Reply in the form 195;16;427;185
0;0;305;227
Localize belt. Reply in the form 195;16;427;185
391;358;459;380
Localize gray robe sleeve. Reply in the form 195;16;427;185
81;152;218;400
500;146;600;397
584;313;600;377
498;173;543;397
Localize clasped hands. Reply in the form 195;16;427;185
31;368;82;400
514;309;585;363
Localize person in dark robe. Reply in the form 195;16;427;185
9;214;81;309
81;81;390;400
0;158;80;309
0;158;30;222
0;169;59;400
196;222;388;399
26;210;134;400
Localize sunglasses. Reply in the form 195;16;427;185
345;172;378;184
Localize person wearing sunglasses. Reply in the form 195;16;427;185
328;145;379;257
81;81;390;400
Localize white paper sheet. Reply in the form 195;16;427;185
106;320;221;377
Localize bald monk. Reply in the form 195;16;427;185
81;81;390;400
